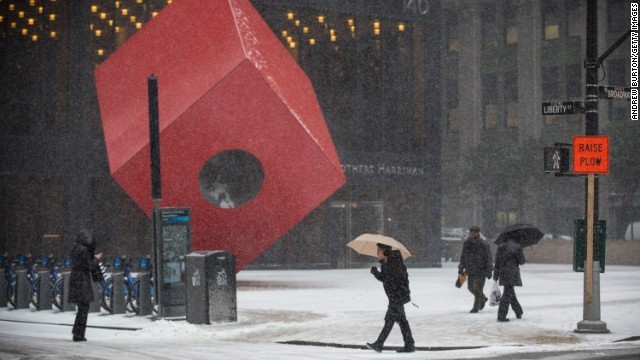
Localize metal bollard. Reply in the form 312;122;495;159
15;269;30;309
110;272;126;314
61;271;75;312
0;268;7;307
36;270;52;310
136;272;152;316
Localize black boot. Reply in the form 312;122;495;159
396;345;415;353
366;342;383;352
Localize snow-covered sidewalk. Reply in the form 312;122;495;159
0;262;638;359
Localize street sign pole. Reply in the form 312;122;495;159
575;0;608;334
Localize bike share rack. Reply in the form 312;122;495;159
15;267;30;309
36;269;52;311
0;267;7;307
3;255;154;317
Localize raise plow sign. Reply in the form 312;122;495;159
572;136;610;174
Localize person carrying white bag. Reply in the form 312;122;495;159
492;237;525;322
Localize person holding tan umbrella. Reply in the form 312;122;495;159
348;234;415;353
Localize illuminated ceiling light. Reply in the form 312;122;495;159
167;0;173;4
115;26;120;33
348;19;354;26
152;12;158;17
330;29;334;36
137;0;143;3
11;22;17;28
38;7;43;14
0;16;3;22
281;30;287;37
19;11;25;18
303;27;308;33
90;23;94;30
136;22;142;29
295;20;300;26
30;0;35;6
373;21;380;29
122;8;128;16
374;28;380;35
31;35;38;41
331;35;336;42
50;31;56;38
115;1;120;8
309;38;315;45
289;41;296;48
28;18;34;25
287;12;294;20
100;12;106;20
98;49;104;56
286;36;292;43
91;5;98;13
398;23;405;31
130;16;136;22
318;15;324;23
95;30;102;36
350;26;355;33
109;20;113;26
49;14;56;21
9;4;15;11
21;28;28;35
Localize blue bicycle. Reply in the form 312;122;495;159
7;255;37;308
29;255;65;310
99;256;135;313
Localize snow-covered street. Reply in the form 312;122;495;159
1;262;639;359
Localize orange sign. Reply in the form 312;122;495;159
572;136;610;174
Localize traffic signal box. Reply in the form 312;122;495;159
544;147;570;174
573;219;606;273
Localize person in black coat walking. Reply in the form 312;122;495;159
493;237;525;322
69;230;102;341
458;226;493;313
366;243;415;353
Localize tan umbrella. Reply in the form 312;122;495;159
347;233;412;260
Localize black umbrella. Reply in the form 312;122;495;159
495;223;544;247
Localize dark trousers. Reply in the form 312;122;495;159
467;275;487;310
72;302;90;338
498;285;523;319
375;302;414;348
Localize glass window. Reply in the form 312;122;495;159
543;66;560;100
482;4;498;49
506;102;519;128
542;0;560;41
607;0;625;33
566;2;582;37
566;63;582;98
484;104;499;129
506;26;519;45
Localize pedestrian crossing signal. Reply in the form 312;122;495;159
544;147;570;174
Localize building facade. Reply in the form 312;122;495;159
438;0;637;241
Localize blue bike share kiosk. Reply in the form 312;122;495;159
153;207;191;318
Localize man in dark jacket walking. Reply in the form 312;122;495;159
458;226;493;313
366;243;415;353
493;237;526;322
69;230;102;341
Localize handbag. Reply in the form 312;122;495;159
91;262;106;283
490;280;501;306
455;272;467;288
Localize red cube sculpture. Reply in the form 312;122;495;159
94;0;345;270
